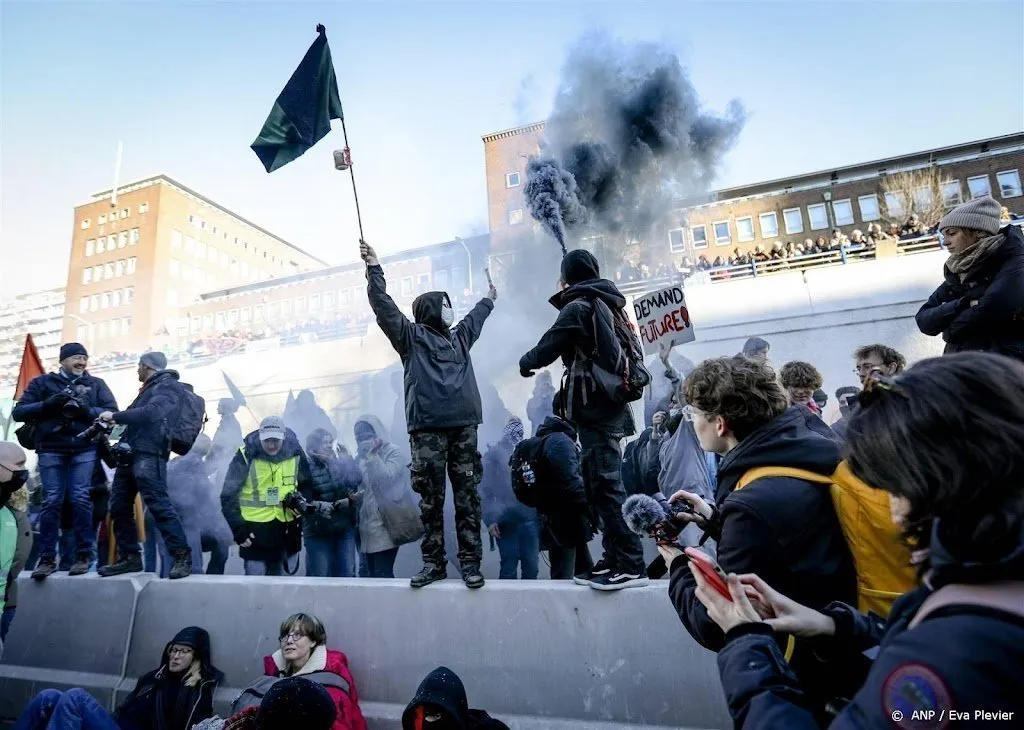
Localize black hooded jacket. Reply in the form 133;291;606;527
715;522;1024;729
113;370;184;456
402;666;509;730
117;626;223;730
668;407;857;692
367;265;494;432
533;416;592;549
519;277;635;437
220;428;313;561
916;224;1024;361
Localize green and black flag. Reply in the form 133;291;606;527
251;24;344;172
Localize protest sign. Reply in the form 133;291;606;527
632;284;695;356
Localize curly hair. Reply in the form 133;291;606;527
683;356;788;441
853;344;907;374
846;353;1024;559
779;361;824;390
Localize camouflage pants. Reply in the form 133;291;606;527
410;426;483;567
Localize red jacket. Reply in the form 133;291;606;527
263;646;366;730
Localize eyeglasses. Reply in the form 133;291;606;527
280;631;307;643
168;646;194;656
854;363;886;375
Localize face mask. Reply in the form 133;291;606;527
440;304;454;327
356;438;377;455
669;408;682;420
0;466;29;504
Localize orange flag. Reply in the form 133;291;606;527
14;334;45;401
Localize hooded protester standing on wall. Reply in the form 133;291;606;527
361;241;497;590
480;417;539;580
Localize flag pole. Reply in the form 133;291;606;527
335;120;365;242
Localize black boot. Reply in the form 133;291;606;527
169;549;193;580
32;557;57;581
68;554;91;576
410;564;447;588
462;563;485;590
98;552;143;577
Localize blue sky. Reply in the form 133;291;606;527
2;0;1022;295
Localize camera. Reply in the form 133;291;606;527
77;419;113;442
60;387;86;420
282;491;312;514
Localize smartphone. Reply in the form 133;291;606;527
684;547;732;602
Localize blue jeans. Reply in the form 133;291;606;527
110;454;188;556
13;688;119;730
496;518;540;580
36;451;97;561
365;547;400;578
244;554;298;576
305;530;357;577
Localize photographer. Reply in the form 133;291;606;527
97;352;193;580
12;342;117;580
303;428;363;578
220;416;314;576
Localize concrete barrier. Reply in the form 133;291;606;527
3;574;731;729
0;573;153;717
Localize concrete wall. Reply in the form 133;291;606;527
1;575;731;730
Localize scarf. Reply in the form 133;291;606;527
946;233;1005;281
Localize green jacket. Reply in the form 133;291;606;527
0;506;17;614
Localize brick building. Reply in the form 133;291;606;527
63;175;325;353
481;126;1024;267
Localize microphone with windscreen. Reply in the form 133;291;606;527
623;493;695;580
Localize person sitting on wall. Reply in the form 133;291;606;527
13;626;222;730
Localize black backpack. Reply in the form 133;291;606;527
571;298;651;406
164;380;207;456
509;435;550;509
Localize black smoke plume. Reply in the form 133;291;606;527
525;34;746;253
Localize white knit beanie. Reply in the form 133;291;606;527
938;196;1002;235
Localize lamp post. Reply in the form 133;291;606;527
65;313;94;342
822;190;835;230
455;236;473;295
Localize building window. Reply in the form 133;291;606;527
783;208;804;234
126;257;137;274
401;277;414;296
241;262;249;279
101;292;110;309
79;297;89;313
884;192;906;218
281;299;291;316
295;297;307;314
967;175;992;199
832;199;854;226
89;295;99;312
220;253;229;268
434;270;449;290
120;208;129;219
758;212;779;238
690;224;708;249
207;247;217;263
323;291;335;309
108;235;117;251
77;325;88;340
139;202;149;214
97;238;106;254
215;311;226;330
121;317;131;335
668;228;687;252
172;230;183;250
197;241;207;258
212;226;218;235
202;313;213;331
310;294;320;312
112;290;121;307
997;170;1022;198
124;287;134;303
417;273;431;292
735;217;755;242
913;187;933;212
115;260;126;277
169;259;180;278
81;219;91;230
508;209;524;225
713;221;731;246
857;195;881;222
97;322;107;339
340;288;353;305
808;203;829;230
118;231;128;248
942;180;962;207
85;239;95;256
505;172;521;188
182;264;193;282
93;265;103;281
98;214;107;225
240;307;251;324
228;309;239;325
103;263;114;279
254;305;264;322
184;236;196;254
130;228;139;245
267;303;279;320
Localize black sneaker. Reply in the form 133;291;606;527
588;571;649;591
462;564;485;590
68;554;91;576
98;553;143;577
169;549;193;580
573;558;613;586
410;564;447;588
32;557;57;581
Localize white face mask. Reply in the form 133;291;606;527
440;304;454;327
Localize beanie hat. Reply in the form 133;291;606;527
503;417;525;445
59;343;88;361
939;196;1002;235
256;677;336;730
139;351;168;371
560;249;600;286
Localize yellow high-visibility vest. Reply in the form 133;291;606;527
238;448;299;524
